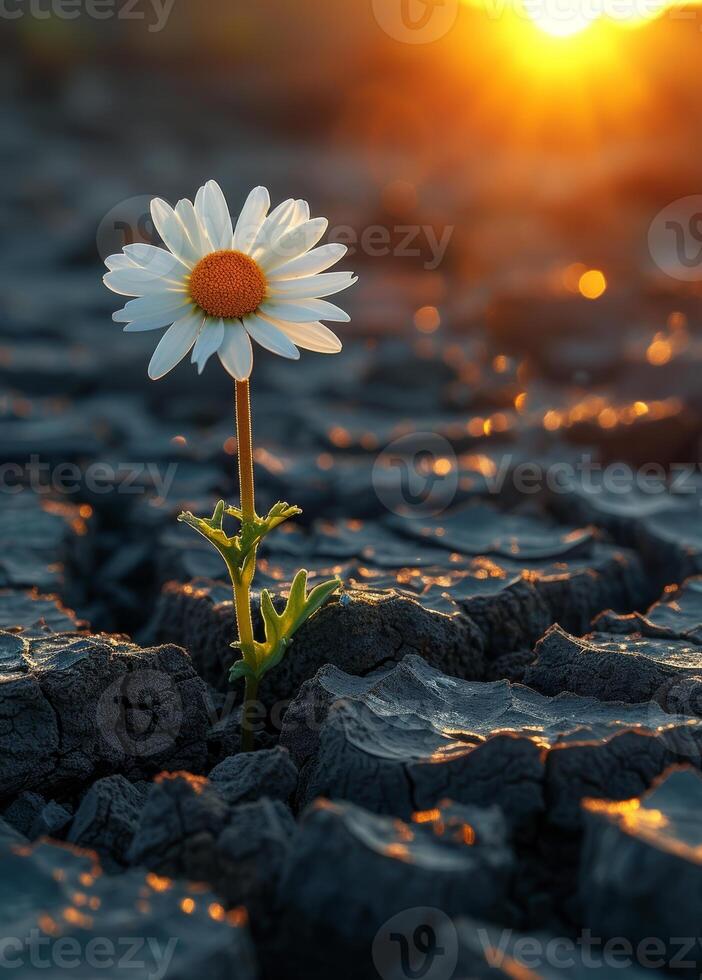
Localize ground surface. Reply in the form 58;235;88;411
3;51;702;980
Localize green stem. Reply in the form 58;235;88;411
241;675;259;753
233;379;258;751
235;379;256;523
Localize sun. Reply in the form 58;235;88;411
518;0;670;35
522;0;596;36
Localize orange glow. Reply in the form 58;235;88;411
155;771;207;794
647;337;672;365
414;305;441;333
63;907;93;929
329;426;352;448
38;915;60;936
434;457;454;476
180;898;195;915
470;0;669;40
578;269;607;299
412;808;441;823
543;409;562;431
226;907;249;928
146;872;173;893
597;407;618;428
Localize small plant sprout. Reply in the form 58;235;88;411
104;180;357;749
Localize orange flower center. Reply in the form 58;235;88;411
189;250;266;319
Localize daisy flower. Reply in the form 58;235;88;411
104;180;357;381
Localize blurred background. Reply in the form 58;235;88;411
2;0;702;631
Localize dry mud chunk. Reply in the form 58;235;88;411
127;772;230;878
388;504;646;650
525;624;702;715
0;588;84;631
637;505;702;583
579;766;702;967
549;482;702;593
596;575;702;642
0;496;92;593
209;747;298;806
151;579;484;698
274;798;512;979
31;799;72;839
217;798;296;923
128;772;294;918
68;775;146;868
0;630;210;800
0;836;257;979
283;655;702;832
2;791;45;837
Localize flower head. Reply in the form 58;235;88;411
104;181;356;381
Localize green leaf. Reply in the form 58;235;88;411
242;572;341;682
177;500;302;580
228;658;259;683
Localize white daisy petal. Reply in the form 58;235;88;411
103;268;185;297
217;321;253;381
258;297;351;323
201;180;234;251
250;199;295;258
175;199;210;259
121;299;190;332
262;316;342;354
233;186;270;253
242;313;299;360
267;243;348;280
191;317;225;373
105;253;138;272
264;217;328;272
293;200;310;224
150;198;199;267
123;244;189;279
267;272;357;300
194;183;207;215
113;293;190;322
147;309;204;380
